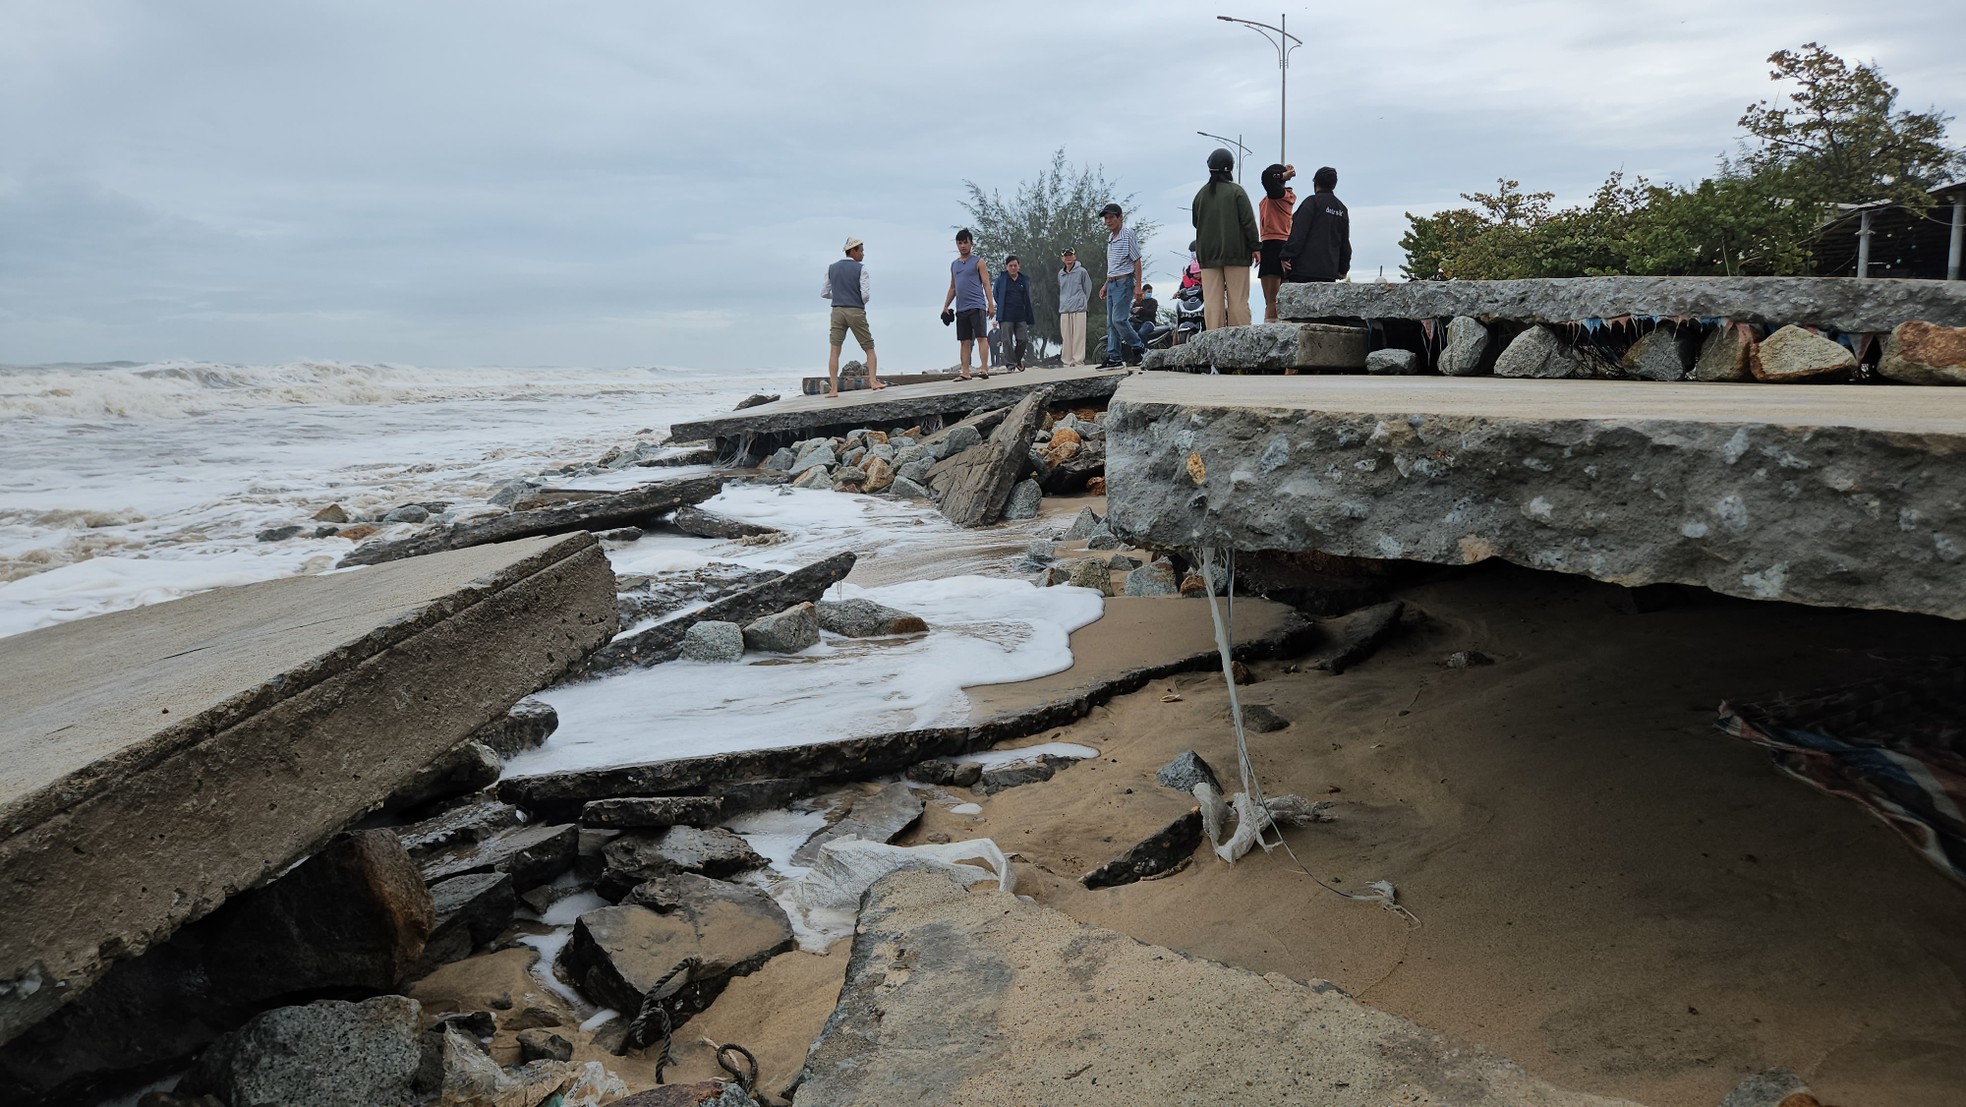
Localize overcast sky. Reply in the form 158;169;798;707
2;0;1958;372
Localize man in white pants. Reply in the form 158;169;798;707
1056;247;1093;367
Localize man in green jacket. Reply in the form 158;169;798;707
1190;148;1261;331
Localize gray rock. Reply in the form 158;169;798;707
256;525;304;542
680;620;745;662
312;503;349;524
1081;810;1203;889
393;795;526;863
926;390;1053;527
1878;319;1966;385
890;475;933;500
384;740;501;812
1693;324;1755;381
1719;1069;1813;1107
580;795;725;829
599;826;766;898
816;598;928;637
515;1029;574;1063
1275;275;1966;332
1156;750;1222;794
903;760;983;788
1105;553;1141;570
1085;530;1121;551
1494;326;1587;379
790;447;838;475
867;443;898;462
1751;324;1856;382
1023;537;1057;564
471;696;558;760
1240;703;1290;733
1063;506;1102;540
178;996;422;1107
930;423;983;461
979;756;1069;795
897;456;935;485
793;782;926;865
742;602;820;653
1079;419;1106;440
1365;348;1421;375
734;392;779;410
1064;559;1114;595
1617;329;1692;381
1445;649;1494;669
670;506;781;540
762;447;798;472
1437;316;1491;376
1310;601;1406;674
1122;561;1180;596
894;445;926;466
830;466;869;491
790;466;831;489
841;446;867;467
1003;478;1043;520
383;504;431;524
487;479;537;507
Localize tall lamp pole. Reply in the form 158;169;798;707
1196;130;1251;181
1217;13;1302;165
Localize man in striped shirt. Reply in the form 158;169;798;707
1096;203;1146;368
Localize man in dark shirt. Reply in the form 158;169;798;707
991;255;1035;370
1129;284;1162;345
1281;166;1352;283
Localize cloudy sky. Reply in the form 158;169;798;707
2;0;1958;372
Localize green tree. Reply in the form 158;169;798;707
1398;43;1963;280
1738;42;1964;212
958;149;1156;360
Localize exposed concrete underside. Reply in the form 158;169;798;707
796;871;1640;1106
1106;375;1966;620
1278;276;1966;332
667;367;1123;460
0;534;618;1044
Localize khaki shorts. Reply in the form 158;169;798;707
829;307;874;350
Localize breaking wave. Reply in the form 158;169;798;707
0;360;743;420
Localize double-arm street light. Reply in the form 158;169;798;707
1216;13;1302;166
1196;130;1251;181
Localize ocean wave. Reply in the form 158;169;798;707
0;359;758;420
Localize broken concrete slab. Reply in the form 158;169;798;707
666;367;1120;455
502;598;1312;819
470;697;558;760
1309;601;1406;674
558;897;793;1024
383;740;500;813
580;551;856;673
792;782;925;865
0;533;614;1044
339;474;723;567
417;873;515;974
1277;275;1966;332
598;827;766;898
1106;373;1966;620
392;795;526;864
796;870;1641;1105
666;505;782;540
927;387;1053;526
1080;809;1202;888
418;822;579;891
580;795;725;830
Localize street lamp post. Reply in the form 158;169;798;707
1217;13;1302;165
1196;130;1251;182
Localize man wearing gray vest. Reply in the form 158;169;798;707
821;236;885;398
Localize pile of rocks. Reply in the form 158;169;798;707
678;597;929;662
1023;507;1190;599
762;424;934;498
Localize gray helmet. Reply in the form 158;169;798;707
1207;148;1235;172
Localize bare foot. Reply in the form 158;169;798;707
826;389;841;398
869;380;888;390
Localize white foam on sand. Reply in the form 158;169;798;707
955;742;1100;768
504;576;1105;777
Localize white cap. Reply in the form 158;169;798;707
844;236;864;253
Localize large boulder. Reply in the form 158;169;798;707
816;598;928;637
1185;322;1368;370
557;894;793;1021
1878;319;1966;384
681;620;745;662
470;697;558;759
1003;479;1043;519
860;455;896;492
742;602;820;653
1617;329;1692;381
417;872;515;973
789;447;837;475
792;782;925;865
1750;324;1855;382
1693;323;1755;381
1494;325;1590;379
1437;316;1491;376
383;740;500;812
1065;559;1114;595
1365;348;1420;375
177;996;423;1107
1122;560;1180;597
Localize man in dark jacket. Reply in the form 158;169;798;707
1282;166;1351;283
1129;284;1162;345
991;255;1035;370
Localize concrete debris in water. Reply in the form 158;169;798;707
680;619;746;662
815;598;928;637
742;602;820;654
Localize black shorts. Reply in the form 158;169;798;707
955;307;988;341
1259;239;1287;278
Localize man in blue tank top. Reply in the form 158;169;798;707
821;237;884;398
940;228;997;380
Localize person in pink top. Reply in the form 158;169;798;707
1257;164;1297;322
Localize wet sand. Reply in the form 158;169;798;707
909;561;1966;1107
